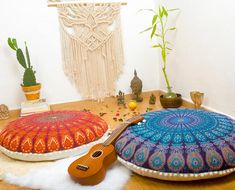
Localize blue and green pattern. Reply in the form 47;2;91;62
115;109;235;173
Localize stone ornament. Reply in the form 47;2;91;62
116;90;125;106
0;104;9;120
149;94;156;105
130;70;143;102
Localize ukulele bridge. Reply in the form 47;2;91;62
76;164;89;171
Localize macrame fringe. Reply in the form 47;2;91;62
58;3;124;101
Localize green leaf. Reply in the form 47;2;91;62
166;47;172;51
16;49;27;69
162;6;168;17
151;24;157;39
169;27;176;30
140;27;152;34
167;8;180;12
152;15;158;25
159;6;163;18
25;42;31;68
12;39;18;49
152;44;162;49
8;38;16;51
138;9;155;13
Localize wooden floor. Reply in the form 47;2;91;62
0;91;234;190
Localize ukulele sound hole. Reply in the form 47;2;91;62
92;150;102;158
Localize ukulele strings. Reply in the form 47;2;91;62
92;117;140;158
82;124;126;165
78;116;140;167
80;122;129;167
80;116;140;166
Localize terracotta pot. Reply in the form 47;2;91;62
22;83;41;101
160;93;182;108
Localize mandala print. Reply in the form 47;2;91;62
134;147;150;166
148;151;166;170
187;152;204;172
115;109;235;173
0;111;108;154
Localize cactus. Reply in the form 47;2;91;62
8;38;37;87
23;68;36;86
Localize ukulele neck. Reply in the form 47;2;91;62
103;122;131;146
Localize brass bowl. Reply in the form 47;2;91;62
160;94;182;108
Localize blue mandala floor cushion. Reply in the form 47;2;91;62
115;109;235;181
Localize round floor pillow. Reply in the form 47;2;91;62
0;111;108;161
115;109;235;181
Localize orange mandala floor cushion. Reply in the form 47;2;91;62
0;111;108;161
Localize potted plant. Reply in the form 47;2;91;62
141;5;182;108
8;38;41;101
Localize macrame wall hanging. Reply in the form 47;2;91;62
48;0;127;101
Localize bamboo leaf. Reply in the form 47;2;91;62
162;6;168;17
159;6;163;18
169;27;176;30
12;39;18;49
167;8;180;12
138;9;155;13
152;15;158;25
140;27;152;34
152;44;162;49
8;38;17;51
25;42;31;68
151;24;157;39
17;49;27;69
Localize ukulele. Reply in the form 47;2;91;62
68;115;144;185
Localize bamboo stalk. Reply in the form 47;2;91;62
47;1;127;7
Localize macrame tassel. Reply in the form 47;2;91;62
57;3;124;101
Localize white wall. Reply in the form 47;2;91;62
0;0;159;109
154;0;235;117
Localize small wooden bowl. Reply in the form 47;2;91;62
160;94;182;108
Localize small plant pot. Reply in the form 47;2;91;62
22;83;41;101
160;93;182;108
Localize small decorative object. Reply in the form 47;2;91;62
160;93;182;108
48;1;127;101
146;107;153;112
0;104;10;120
0;111;108;161
130;70;143;102
149;93;156;105
128;100;137;111
20;99;50;117
116;90;125;106
116;109;235;181
142;6;182;108
190;91;204;109
8;38;41;101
